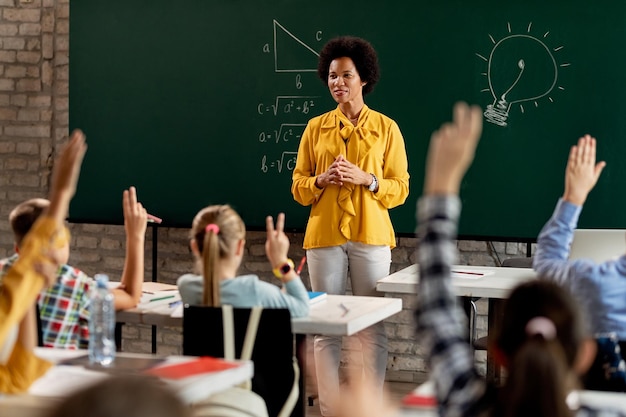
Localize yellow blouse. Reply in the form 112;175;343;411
0;216;66;393
292;105;409;249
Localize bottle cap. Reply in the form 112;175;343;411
94;273;109;288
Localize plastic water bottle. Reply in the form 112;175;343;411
88;274;116;366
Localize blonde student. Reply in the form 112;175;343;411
177;205;309;317
0;130;87;393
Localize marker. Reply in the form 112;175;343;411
451;270;484;276
147;213;162;224
296;256;307;275
168;300;182;308
339;302;350;316
149;295;175;303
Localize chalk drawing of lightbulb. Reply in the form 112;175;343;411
478;23;570;127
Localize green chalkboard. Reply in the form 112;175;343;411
69;1;626;240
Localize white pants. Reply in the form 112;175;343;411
307;242;391;417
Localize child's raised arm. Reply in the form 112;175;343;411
0;129;86;391
562;134;606;206
0;130;86;342
423;102;483;196
113;186;147;310
47;130;88;225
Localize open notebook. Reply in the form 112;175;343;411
569;229;626;263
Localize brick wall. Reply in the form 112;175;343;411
0;0;534;383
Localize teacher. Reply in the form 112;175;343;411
291;36;409;416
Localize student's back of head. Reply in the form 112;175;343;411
190;204;246;306
493;280;591;417
46;375;189;417
9;198;50;247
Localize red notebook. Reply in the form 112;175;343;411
402;393;437;408
144;356;240;380
402;380;437;408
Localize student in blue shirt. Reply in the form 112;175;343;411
533;135;626;391
177;205;309;318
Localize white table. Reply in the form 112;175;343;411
117;285;403;337
377;264;537;298
377;264;537;381
0;347;253;417
116;284;402;417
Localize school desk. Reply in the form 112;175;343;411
116;284;403;417
117;284;403;336
0;347;253;417
376;264;537;381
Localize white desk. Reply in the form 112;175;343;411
117;286;403;337
116;285;402;417
377;264;536;382
0;347;253;417
377;264;537;298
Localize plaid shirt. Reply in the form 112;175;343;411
0;254;91;349
414;195;626;417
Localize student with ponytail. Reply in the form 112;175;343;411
411;102;621;417
325;104;626;417
176;205;309;317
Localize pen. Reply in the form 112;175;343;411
452;270;484;276
147;213;163;224
149;295;175;303
339;302;350;316
296;256;306;275
168;300;182;308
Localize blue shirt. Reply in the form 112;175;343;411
177;274;309;318
534;198;626;339
415;195;626;417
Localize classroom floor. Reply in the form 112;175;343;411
304;378;416;417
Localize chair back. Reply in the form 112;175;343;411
183;305;297;417
36;303;44;347
501;257;533;268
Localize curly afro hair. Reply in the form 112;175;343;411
317;36;380;96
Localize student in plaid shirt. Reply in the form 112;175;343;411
335;103;626;417
0;130;86;392
0;187;148;349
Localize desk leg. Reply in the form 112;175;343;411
294;334;306;417
486;298;504;384
461;297;473;343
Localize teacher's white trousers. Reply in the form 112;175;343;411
306;242;391;417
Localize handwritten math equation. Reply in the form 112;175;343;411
257;19;324;175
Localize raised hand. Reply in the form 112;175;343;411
265;213;290;269
123;186;148;241
563;134;606;206
47;129;88;223
116;186;147;309
423;102;483;195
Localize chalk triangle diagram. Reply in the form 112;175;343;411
273;19;319;73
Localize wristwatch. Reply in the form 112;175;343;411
368;173;378;192
273;259;295;279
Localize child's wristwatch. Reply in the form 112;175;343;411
273;259;294;279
